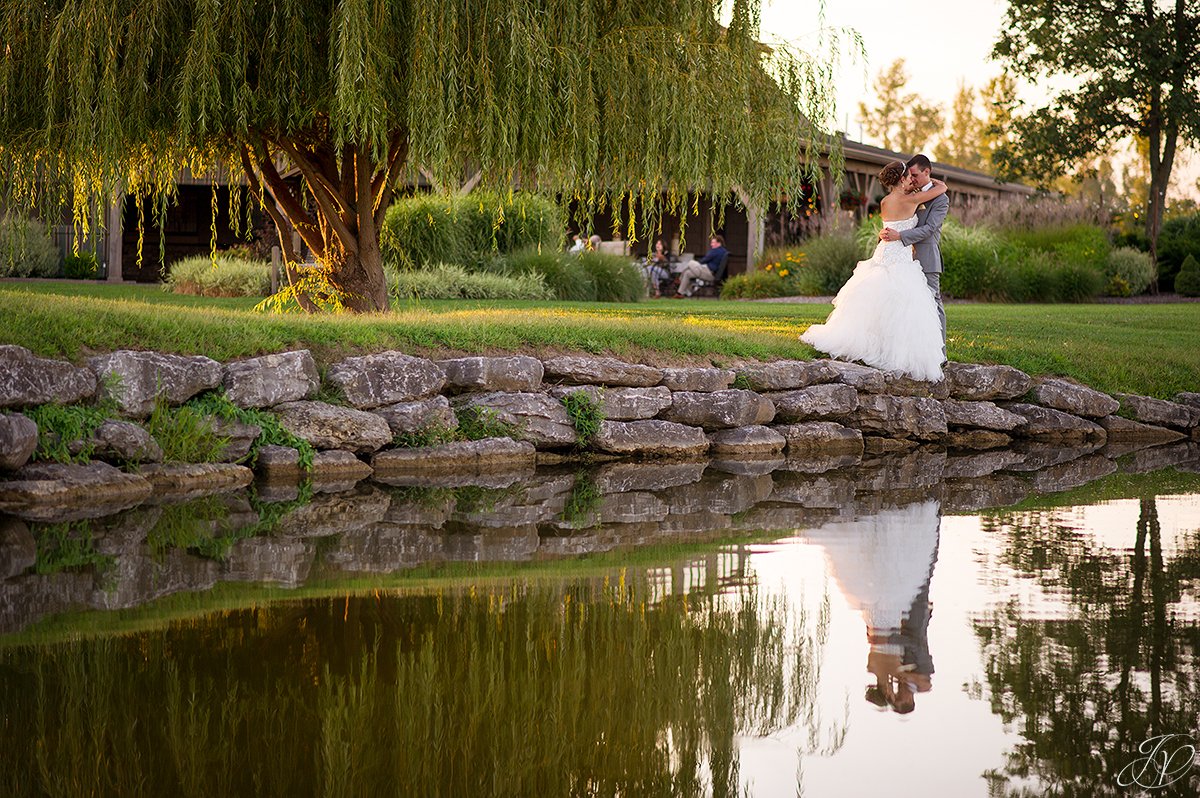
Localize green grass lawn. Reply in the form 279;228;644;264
3;280;1198;397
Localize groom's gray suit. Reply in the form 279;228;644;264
899;185;949;355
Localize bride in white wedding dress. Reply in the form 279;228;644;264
801;161;947;382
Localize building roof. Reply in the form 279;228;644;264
841;137;1034;195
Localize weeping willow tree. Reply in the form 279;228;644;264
0;0;852;312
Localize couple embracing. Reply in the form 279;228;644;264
802;154;948;382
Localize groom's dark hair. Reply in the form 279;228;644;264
906;154;932;172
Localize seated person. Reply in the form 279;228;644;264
567;233;585;254
676;235;728;296
643;239;673;297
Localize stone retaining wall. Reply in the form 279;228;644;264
2;345;1199;512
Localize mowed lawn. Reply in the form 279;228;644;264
3;281;1198;398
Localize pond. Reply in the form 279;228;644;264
1;444;1199;797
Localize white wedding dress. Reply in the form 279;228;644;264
801;215;944;381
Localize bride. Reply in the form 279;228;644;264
801;161;947;382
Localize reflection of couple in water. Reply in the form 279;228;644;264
803;500;941;715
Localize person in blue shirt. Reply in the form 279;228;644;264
675;235;728;297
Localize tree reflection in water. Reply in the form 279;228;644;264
0;568;841;797
974;496;1200;797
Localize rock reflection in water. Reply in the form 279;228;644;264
0;572;837;797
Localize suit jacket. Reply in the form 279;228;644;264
899;191;949;274
698;245;728;274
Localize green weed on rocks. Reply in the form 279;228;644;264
560;391;603;448
185;392;316;470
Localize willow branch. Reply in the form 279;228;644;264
275;137;359;250
251;134;326;260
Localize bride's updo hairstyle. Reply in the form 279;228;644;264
879;160;907;189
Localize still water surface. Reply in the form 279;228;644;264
1;454;1199;797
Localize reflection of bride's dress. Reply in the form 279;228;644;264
801;501;941;633
801;215;944;381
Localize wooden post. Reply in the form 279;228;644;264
105;196;123;282
270;246;281;294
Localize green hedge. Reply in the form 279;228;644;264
166;254;271;297
1158;213;1200;290
1176;254;1200;297
0;214;59;278
387;263;552;301
484;249;644;303
381;191;564;269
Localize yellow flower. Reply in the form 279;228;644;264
779;269;789;277
764;263;774;271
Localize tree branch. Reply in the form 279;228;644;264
373;131;409;230
251;134;326;260
274;136;360;252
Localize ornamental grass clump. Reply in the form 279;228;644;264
387;263;552;301
166;254;271;297
1102;247;1156;296
0;214;59;278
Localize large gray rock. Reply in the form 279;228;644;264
325;351;445;409
209;417;261;462
1114;393;1200;430
274;400;393;453
1031;378;1119;419
821;360;886;393
1175;391;1200;410
0;462;152;520
438;356;544;392
846;395;948;440
76;420;163;463
372;396;458;436
736;360;838;391
0;413;38;471
707;425;787;457
660;390;775;430
550;385;673;421
254;444;301;480
592;420;709;457
371;437;536;473
767;384;858;422
1099;414;1186;443
89;351;222;417
658;367;735;392
883;372;950;400
1004;403;1107;442
222;350;320;408
773;422;864;455
944;362;1033;401
542;356;662;387
0;345;97;409
942;400;1026;431
311;450;373;483
138;463;254;499
454;392;576;446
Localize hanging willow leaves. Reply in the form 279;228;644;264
0;0;855;312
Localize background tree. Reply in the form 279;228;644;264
0;0;849;312
991;0;1200;282
858;59;943;154
934;83;985;170
978;73;1019;171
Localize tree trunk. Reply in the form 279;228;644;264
325;236;389;313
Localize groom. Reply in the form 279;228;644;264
879;154;948;360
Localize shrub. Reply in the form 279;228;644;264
575;251;644;302
166;254;271;297
1176;254;1200;297
485;249;596;301
1004;223;1110;269
1051;262;1104;303
380;194;462;269
720;270;789;299
62;251;100;279
953;195;1106;231
1157;213;1200;290
1102;247;1156;296
991;250;1102;303
801;233;860;294
388;263;552;301
0;214;59;278
940;220;1004;299
854;215;884;257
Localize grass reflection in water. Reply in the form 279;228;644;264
0;572;838;797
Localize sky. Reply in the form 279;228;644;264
757;0;1200;201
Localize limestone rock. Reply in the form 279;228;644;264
209;418;261;462
222;350;320;408
371;437;536;473
84;420;164;463
944;362;1033;401
373;396;458;436
0;413;38;471
773;422;864;455
138;463;254;500
438;355;544;392
883;372;950;400
311;450;373;482
550;385;673;421
942;399;1026;431
735;360;838;391
325;351;445;408
542;356;662;387
846;395;948;440
454;392;576;446
766;383;858;422
0;345;97;409
819;360;886;393
89;351;222;417
592;420;709;457
1175;391;1200;410
707;425;787;457
0;462;152;520
255;444;301;480
1031;378;1119;419
1004;403;1107;442
1114;393;1200;430
274;400;393;453
940;430;1012;450
660;390;775;430
658;367;735;392
1099;414;1186;443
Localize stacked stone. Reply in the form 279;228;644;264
3;345;1200;516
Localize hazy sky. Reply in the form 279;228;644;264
758;0;1199;200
